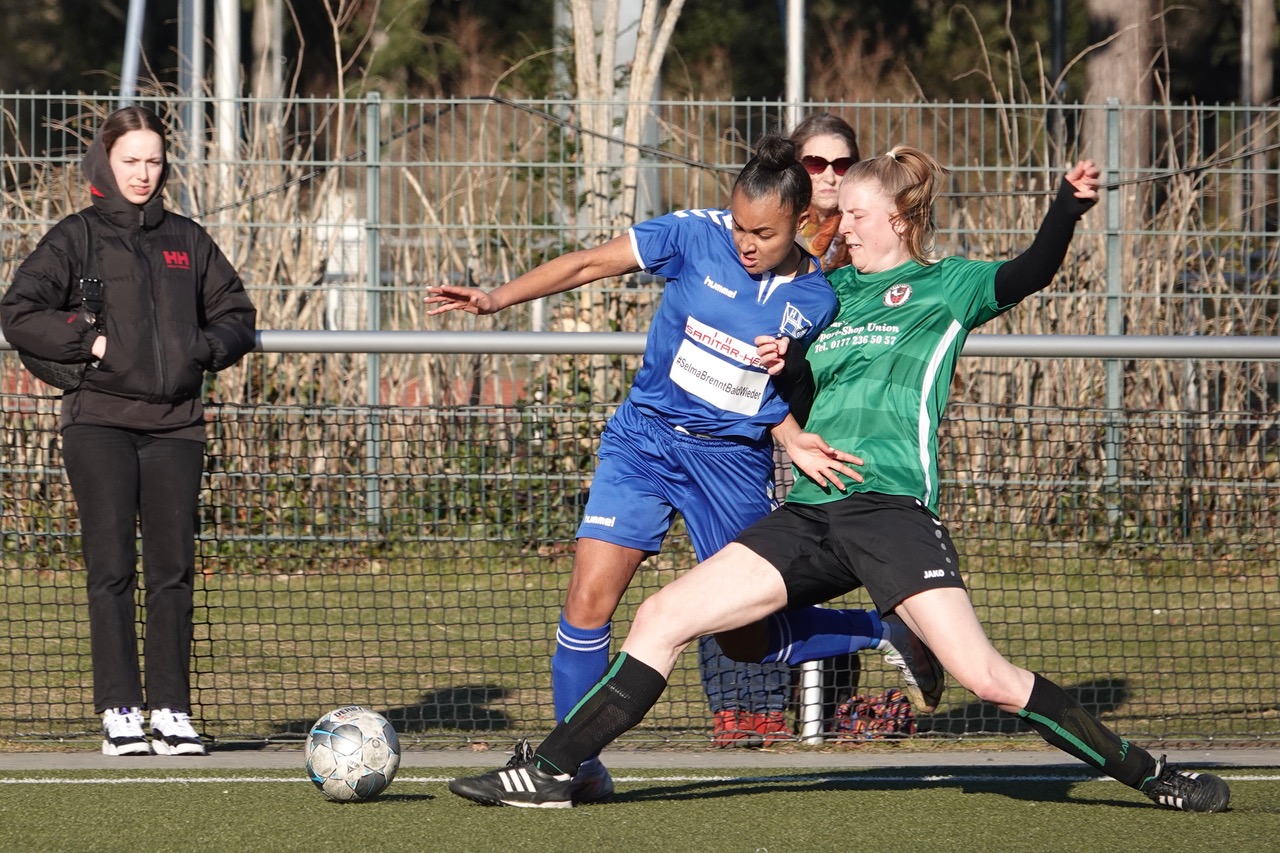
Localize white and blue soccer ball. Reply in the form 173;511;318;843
305;706;401;802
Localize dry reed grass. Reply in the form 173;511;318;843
2;91;1278;554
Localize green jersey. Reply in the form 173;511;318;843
787;256;1007;512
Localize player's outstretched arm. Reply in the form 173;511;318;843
424;235;640;317
993;158;1103;306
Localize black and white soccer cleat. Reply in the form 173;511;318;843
1141;754;1230;812
448;738;575;808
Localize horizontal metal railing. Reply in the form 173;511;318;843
6;332;1280;358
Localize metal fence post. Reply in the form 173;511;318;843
1104;98;1122;530
797;661;824;744
365;92;383;527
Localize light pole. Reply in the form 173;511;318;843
784;0;805;132
1049;0;1067;152
118;0;148;106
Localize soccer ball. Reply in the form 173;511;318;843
305;706;401;802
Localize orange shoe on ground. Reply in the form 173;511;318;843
751;711;794;746
712;710;762;748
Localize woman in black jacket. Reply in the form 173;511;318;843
1;106;256;756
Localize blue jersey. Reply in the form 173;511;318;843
625;208;838;441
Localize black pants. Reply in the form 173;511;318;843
62;424;204;714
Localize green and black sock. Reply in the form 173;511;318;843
534;652;667;777
1018;671;1157;789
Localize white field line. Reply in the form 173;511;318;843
0;772;1277;785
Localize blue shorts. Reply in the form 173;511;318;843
576;400;776;561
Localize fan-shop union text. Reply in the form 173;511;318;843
812;322;900;353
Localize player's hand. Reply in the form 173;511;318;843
1065;159;1102;202
755;334;790;376
785;430;863;492
423;285;497;316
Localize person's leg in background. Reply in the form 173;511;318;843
698;635;762;747
742;643;792;744
137;436;203;713
678;436;792;747
63;424;151;756
63;425;144;712
137;435;208;756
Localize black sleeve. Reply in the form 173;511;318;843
992;176;1097;306
0;218;99;363
769;339;816;427
196;228;258;372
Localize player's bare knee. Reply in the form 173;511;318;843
956;668;1023;708
562;582;624;628
630;595;669;633
561;598;613;629
631;593;693;647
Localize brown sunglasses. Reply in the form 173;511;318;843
801;155;855;176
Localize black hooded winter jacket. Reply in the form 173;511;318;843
1;133;257;435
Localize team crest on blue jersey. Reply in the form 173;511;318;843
883;283;913;307
777;302;814;338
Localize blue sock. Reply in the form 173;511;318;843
551;614;612;721
761;606;882;664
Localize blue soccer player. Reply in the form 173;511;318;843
425;134;941;803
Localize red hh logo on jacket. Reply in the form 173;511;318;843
163;250;191;270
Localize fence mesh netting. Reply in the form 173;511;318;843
2;363;1276;747
3;95;1279;747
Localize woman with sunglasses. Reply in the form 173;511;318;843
426;135;934;804
691;116;861;750
791;113;860;272
726;113;867;741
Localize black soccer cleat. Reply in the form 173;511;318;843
879;612;945;713
448;738;575;808
569;756;615;805
501;736;535;768
1141;754;1231;812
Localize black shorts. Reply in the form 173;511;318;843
734;491;967;614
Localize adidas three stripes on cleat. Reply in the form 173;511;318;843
448;738;575;808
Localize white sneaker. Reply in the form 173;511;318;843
150;708;207;756
102;707;152;756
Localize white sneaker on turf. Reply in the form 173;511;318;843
150;708;207;756
102;707;152;756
